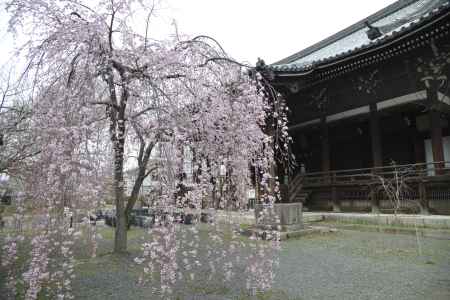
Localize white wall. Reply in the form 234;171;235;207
424;136;450;176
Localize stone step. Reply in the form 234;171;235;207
303;214;323;222
289;185;309;202
295;194;308;198
241;225;337;241
294;192;309;202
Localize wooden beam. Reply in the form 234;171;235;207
369;103;383;168
288;91;428;131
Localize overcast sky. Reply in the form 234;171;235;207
0;0;397;66
154;0;398;64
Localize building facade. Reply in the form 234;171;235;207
261;0;450;214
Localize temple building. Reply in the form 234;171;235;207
261;0;450;214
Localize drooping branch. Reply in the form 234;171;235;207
192;35;228;56
198;57;252;68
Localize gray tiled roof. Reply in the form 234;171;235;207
271;0;449;73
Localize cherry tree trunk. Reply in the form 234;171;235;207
114;145;127;253
113;125;128;253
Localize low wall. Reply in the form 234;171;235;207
307;198;450;215
313;212;450;229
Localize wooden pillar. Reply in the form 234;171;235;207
410;117;425;164
331;186;340;212
321;116;331;173
409;116;426;177
418;182;430;215
429;109;444;173
369;103;383;168
369;103;382;213
370;185;380;214
427;82;445;174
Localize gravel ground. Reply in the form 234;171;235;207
274;230;450;300
1;223;450;300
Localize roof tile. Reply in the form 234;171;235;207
270;0;449;73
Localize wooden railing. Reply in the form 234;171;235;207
294;161;450;187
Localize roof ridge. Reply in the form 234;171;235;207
272;0;420;65
269;1;450;74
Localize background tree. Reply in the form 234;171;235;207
0;67;37;176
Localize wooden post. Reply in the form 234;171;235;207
369;103;383;168
369;103;382;213
427;81;445;174
370;185;380;214
331;186;340;212
429;109;444;174
321;116;331;173
410;116;425;164
418;181;430;215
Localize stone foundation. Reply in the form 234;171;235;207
254;202;304;231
